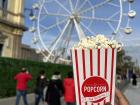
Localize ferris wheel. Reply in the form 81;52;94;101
29;0;136;63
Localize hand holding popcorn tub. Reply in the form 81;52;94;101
71;35;122;105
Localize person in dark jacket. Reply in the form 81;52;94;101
34;70;48;105
45;72;64;105
132;73;137;86
53;71;64;96
63;71;75;105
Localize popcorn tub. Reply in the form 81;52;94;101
71;48;117;105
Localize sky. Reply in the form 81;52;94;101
23;0;140;65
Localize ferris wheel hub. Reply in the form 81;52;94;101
69;13;80;23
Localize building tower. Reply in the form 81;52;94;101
0;0;27;58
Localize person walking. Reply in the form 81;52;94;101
132;72;137;86
63;71;75;105
14;67;32;105
34;70;48;105
45;72;64;105
53;71;64;96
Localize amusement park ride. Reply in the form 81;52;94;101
29;0;136;63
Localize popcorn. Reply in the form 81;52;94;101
73;34;122;52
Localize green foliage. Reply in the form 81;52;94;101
0;57;72;98
117;49;136;73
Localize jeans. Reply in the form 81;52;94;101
35;93;44;105
66;102;75;105
15;90;29;105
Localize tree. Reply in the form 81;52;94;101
117;49;134;73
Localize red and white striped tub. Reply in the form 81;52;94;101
71;48;117;105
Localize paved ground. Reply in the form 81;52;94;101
0;94;36;105
0;79;140;105
124;80;140;105
0;94;65;105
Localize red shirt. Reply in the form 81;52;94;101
14;72;32;90
63;78;75;103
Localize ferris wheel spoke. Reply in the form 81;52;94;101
129;3;131;11
73;19;85;39
44;0;54;4
78;0;90;11
56;18;62;33
69;0;74;11
79;6;94;14
80;21;96;35
81;0;94;13
87;21;95;33
54;0;71;14
46;20;71;61
108;2;120;8
80;16;119;22
39;14;47;22
38;5;49;22
87;0;94;9
40;18;67;33
43;6;49;14
56;23;73;58
109;11;120;19
65;22;73;43
42;6;69;17
75;0;79;10
47;13;69;17
107;22;116;33
79;0;112;14
40;24;48;30
127;18;130;27
123;13;128;16
36;45;48;57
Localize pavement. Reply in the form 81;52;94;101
0;93;65;105
0;94;37;105
0;79;140;105
124;80;140;105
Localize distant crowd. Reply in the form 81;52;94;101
14;68;134;105
14;67;75;105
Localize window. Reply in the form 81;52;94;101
0;0;8;16
0;44;3;56
0;0;8;9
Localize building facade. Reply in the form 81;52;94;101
21;44;43;61
0;0;43;61
0;0;26;58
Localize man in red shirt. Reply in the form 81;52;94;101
14;67;32;105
